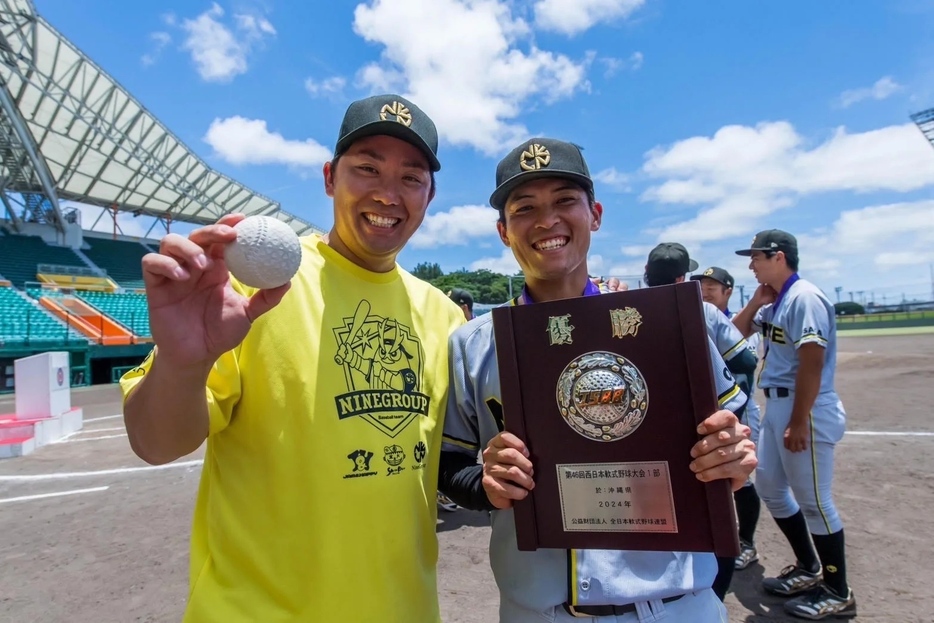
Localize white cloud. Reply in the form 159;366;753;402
680;199;934;298
640;121;934;245
830;200;934;249
620;244;652;257
233;14;277;37
181;3;276;82
824;200;934;273
601;51;644;78
305;76;347;98
141;31;172;67
352;0;590;154
588;254;604;272
628;51;644;70
203;116;332;168
607;261;645;279
876;250;934;267
470;248;521;275
838;76;902;108
594;166;631;192
410;205;499;248
534;0;645;36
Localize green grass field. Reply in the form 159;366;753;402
837;325;934;337
837;310;934;324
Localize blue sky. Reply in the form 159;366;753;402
37;0;934;306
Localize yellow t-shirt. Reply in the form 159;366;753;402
121;237;465;622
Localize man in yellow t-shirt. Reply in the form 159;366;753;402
121;94;465;622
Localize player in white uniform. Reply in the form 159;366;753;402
733;230;856;620
437;288;477;513
438;137;758;623
643;247;758;600
691;267;763;572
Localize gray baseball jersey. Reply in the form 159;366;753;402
729;310;762;439
441;311;747;610
703;301;749;364
753;277;837;392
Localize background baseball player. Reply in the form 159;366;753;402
438;137;757;622
691;267;763;572
733;230;856;620
437;288;478;513
643;244;758;600
448;287;475;321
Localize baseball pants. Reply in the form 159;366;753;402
499;588;727;623
756;391;846;535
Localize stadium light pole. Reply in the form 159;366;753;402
834;286;842;303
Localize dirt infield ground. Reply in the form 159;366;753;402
1;332;932;622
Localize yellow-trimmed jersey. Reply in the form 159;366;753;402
121;237;465;623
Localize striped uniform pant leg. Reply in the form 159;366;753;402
784;396;845;535
755;397;799;518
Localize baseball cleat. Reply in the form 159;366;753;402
734;540;759;570
437;493;459;512
762;564;822;596
783;584;856;620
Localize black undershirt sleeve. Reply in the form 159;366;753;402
438;450;496;512
727;348;758;377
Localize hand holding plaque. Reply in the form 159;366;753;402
491;281;744;556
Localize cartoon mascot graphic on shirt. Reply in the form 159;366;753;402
333;299;429;438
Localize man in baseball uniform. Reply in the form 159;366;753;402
643;246;758;600
448;287;475;321
438;137;758;622
691;267;763;572
437;288;478;513
732;230;856;619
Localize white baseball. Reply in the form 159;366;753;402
224;215;303;289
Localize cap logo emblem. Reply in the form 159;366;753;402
704;268;714;276
770;242;778;248
520;143;551;171
379;101;412;127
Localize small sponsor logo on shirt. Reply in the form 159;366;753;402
344;449;377;479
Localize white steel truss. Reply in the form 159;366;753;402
0;0;324;235
911;107;934;152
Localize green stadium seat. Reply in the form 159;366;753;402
76;290;151;336
0;286;87;347
82;236;152;289
0;234;89;288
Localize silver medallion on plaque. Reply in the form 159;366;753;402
556;352;649;442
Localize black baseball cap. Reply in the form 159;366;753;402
645;242;699;283
447;288;473;310
489;138;593;210
690;266;734;288
335;94;440;171
735;229;798;261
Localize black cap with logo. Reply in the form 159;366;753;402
645;242;699;285
690;266;735;288
447;288;473;310
489;138;593;210
734;229;798;261
335;94;441;171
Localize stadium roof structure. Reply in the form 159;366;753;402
911;107;934;152
0;0;325;236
